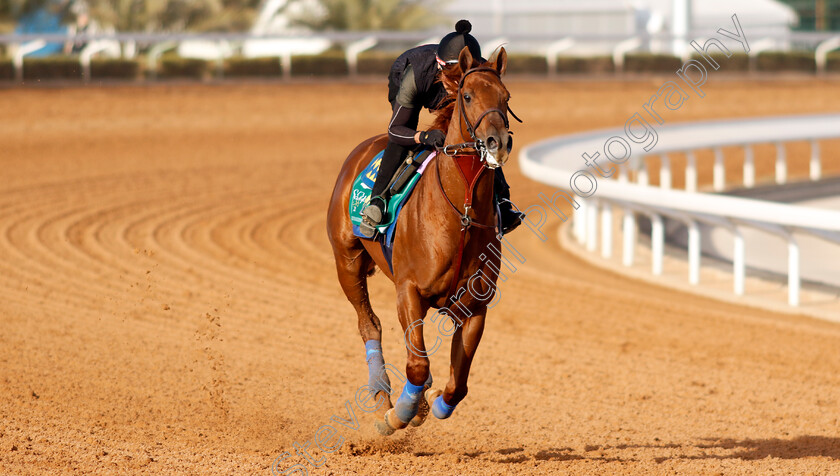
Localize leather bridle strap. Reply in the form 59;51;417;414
457;66;509;142
434;64;522;299
434;154;496;298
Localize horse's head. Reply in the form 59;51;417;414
448;45;513;168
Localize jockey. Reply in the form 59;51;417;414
359;19;526;239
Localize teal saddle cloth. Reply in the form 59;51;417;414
349;149;436;272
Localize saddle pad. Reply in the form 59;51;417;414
350;149;435;235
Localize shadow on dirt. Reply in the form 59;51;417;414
349;435;840;464
694;435;840;460
607;435;840;463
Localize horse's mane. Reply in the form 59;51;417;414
429;59;494;133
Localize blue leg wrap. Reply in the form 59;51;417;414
365;340;391;396
432;395;457;419
394;380;425;423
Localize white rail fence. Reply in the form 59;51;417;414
520;114;840;307
4;30;840;81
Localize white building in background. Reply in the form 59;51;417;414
242;0;330;58
444;0;797;55
174;0;798;60
178;0;330;61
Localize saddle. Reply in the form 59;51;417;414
349;148;437;270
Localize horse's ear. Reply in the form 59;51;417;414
492;47;507;76
458;46;474;75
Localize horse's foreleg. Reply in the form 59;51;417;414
384;284;433;430
431;310;486;419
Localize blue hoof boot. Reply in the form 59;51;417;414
431;394;457;419
409;374;433;427
393;381;425;424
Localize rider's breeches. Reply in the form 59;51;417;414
371;141;410;199
372;101;420;199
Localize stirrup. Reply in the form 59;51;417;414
359;196;385;239
363;196;386;222
358;218;378;239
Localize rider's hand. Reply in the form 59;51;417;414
418;130;446;148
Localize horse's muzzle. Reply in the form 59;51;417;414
482;131;510;168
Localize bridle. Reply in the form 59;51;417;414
441;66;523;165
433;65;523;298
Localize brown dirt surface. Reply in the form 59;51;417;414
1;78;840;475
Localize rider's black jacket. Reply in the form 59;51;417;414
385;45;450;146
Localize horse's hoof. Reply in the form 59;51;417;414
409;388;431;427
374;416;396;436
424;388;442;408
384;408;408;430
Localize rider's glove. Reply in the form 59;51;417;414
418;130;446;148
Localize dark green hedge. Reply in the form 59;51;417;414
690;52;749;72
90;58;139;79
223;51;398;77
23;56;82;80
0;51;828;82
825;51;840;72
624;53;682;72
756;51;815;72
158;56;208;79
357;51;398;75
0;58;12;80
510;55;616;75
225;57;282;77
505;54;547;74
554;56;614;74
291;51;348;76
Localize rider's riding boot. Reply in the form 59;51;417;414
494;168;526;235
498;198;524;234
359;141;408;239
360;196;386;238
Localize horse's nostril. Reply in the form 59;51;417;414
486;136;499;150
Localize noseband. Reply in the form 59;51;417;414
442;66;523;164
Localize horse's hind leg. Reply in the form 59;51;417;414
332;245;395;435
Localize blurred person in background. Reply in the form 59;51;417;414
66;1;98;54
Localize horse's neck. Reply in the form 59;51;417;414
436;154;495;225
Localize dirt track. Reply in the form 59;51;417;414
1;79;840;475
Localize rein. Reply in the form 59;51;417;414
435;65;521;298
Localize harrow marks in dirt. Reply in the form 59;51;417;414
1;83;840;475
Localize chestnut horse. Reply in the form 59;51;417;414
327;46;513;435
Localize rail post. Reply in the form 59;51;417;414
601;202;613;258
13;40;46;82
775;142;787;184
713;147;725;191
651;214;664;276
810;139;821;181
743;144;755;188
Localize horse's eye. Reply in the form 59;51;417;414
464;93;471;103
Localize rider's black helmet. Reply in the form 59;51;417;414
436;20;481;67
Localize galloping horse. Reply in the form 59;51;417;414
327;46;513;435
